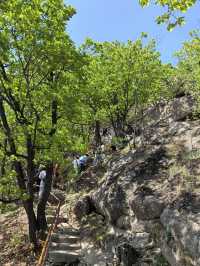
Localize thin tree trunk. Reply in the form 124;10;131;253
24;200;38;247
114;115;125;138
133;90;138;148
1;138;7;176
37;96;58;236
26;134;35;201
94;120;101;147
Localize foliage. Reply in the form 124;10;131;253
168;163;198;192
111;136;128;149
80;37;168;137
0;202;18;214
184;149;200;160
169;164;189;179
153;254;170;266
175;30;200;110
139;0;197;30
0;0;81;193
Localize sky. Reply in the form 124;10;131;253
66;0;200;64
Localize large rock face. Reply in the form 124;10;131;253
74;96;200;266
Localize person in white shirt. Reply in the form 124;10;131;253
73;155;80;174
38;165;46;199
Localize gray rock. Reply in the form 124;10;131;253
131;194;164;220
92;183;128;224
73;195;92;220
116;243;141;266
116;215;131;230
161;208;200;262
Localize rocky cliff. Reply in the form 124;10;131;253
74;95;200;266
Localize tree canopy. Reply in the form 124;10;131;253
139;0;197;30
79;37;169;137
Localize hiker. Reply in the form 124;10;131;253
53;163;61;188
102;128;108;136
93;147;103;167
79;154;89;172
73;155;80;174
38;165;46;199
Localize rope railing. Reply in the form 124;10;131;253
37;200;61;266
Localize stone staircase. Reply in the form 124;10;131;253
45;206;82;266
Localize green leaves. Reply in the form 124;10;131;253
139;0;149;7
80;37;167;135
138;0;197;30
175;30;200;104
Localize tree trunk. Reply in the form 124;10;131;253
1;138;7;176
94;120;101;147
113;115;125;138
25;134;38;245
24;200;38;248
37;163;53;233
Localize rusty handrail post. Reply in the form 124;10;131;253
37;201;61;266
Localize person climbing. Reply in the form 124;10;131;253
79;154;89;172
38;165;46;199
93;147;103;167
53;163;61;188
102;128;108;136
73;155;80;174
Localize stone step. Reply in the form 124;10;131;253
48;250;80;264
46;215;68;224
47;206;58;212
46;211;56;217
50;242;81;251
51;233;80;244
57;227;80;236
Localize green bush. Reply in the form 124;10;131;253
153;254;170;266
111;136;128;149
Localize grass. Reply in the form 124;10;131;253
168;163;198;193
0;202;18;214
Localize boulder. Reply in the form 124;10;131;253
73;195;93;220
92;183;128;224
116;244;141;266
131;194;164;221
116;215;131;230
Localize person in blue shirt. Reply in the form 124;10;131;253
79;154;89;172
